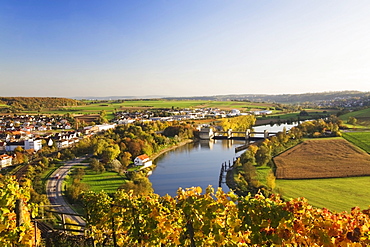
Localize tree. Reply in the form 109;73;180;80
255;144;271;166
119;151;132;170
90;158;105;174
98;110;108;124
101;144;120;163
266;171;276;190
119;172;153;195
347;117;357;125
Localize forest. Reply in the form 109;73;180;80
0;97;84;112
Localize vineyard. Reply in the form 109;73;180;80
81;186;370;246
2;175;370;246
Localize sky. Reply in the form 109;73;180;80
1;0;370;98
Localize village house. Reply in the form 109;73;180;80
0;154;13;169
134;154;152;168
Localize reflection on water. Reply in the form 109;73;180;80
150;139;245;196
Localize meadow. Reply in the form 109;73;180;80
81;170;126;194
276;177;370;212
340;107;370;128
342;131;370;153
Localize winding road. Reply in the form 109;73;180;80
46;157;86;227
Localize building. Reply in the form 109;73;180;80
134;154;152;168
5;139;42;152
0;154;13;169
84;124;116;134
24;139;42;151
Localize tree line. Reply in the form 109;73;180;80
0;97;84;112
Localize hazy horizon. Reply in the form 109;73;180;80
1;1;370;97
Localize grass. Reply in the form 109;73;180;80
69;164;127;194
276;177;370;212
339;108;370;128
256;165;271;186
342;132;370;153
340;107;370;119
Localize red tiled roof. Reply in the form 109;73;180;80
136;154;150;160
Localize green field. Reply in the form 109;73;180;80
340;108;370;128
264;109;337;121
71;164;143;194
81;169;126;194
276;177;370;212
342;131;370;153
18;100;277;118
340;107;370;119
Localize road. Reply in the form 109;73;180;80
46;157;86;227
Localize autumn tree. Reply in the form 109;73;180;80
90;158;105;174
348;116;357;125
119;172;153;195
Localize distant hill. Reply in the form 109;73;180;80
73;91;370;104
165;91;370;104
0;97;84;112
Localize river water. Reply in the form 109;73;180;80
150;122;299;196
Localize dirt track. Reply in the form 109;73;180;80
274;139;370;179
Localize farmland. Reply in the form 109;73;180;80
274;138;370;179
19;99;277;114
13;99;279;121
274;137;370;212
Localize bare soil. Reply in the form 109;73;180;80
274;139;370;179
74;114;100;123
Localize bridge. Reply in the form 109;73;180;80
199;127;277;141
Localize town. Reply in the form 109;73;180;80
0;107;272;169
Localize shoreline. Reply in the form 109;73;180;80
150;139;194;161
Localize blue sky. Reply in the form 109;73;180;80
1;1;370;98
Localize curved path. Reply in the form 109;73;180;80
46;157;86;227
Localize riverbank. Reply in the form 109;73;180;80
150;139;194;161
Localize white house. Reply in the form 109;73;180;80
56;139;70;149
84;124;116;134
0;154;13;169
24;139;42;152
134;154;152;168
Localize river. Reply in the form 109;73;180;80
150;122;300;196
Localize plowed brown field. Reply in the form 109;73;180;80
274;139;370;179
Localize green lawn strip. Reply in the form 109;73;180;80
80;167;128;194
276;177;370;212
342;132;370;153
256;165;271;186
